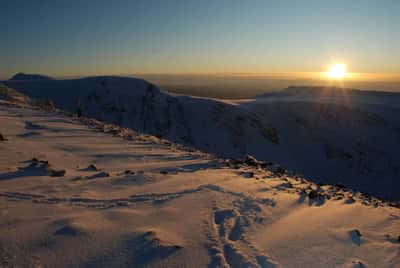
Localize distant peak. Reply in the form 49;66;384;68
286;85;351;92
9;73;53;81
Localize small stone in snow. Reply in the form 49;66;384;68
49;169;66;177
242;172;254;178
0;133;7;141
352;229;362;237
87;164;99;171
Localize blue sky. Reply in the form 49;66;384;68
1;0;399;78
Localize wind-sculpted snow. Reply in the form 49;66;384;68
0;101;399;267
5;77;400;200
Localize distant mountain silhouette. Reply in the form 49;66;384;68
256;85;399;99
9;73;53;81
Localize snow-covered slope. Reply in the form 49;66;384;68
249;87;400;200
4;76;280;157
5;78;400;200
0;101;399;267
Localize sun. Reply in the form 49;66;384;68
326;63;347;79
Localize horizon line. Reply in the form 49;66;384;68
2;71;400;81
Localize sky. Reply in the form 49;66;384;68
1;0;399;79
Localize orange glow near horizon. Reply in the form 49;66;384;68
325;63;347;80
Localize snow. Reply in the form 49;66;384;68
4;77;400;200
0;100;399;267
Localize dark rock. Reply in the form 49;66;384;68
71;176;83;181
86;164;99;171
275;166;286;175
259;161;273;168
49;169;66;177
334;183;347;189
40;160;49;166
242;172;254;178
243;154;259;166
345;196;356;204
36;99;56;111
0;133;6;141
86;171;109;179
353;229;362;237
307;190;319;199
30;157;49;167
225;159;241;169
116;201;129;207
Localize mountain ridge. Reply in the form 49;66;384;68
4;75;400;200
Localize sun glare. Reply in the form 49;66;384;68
326;63;347;79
